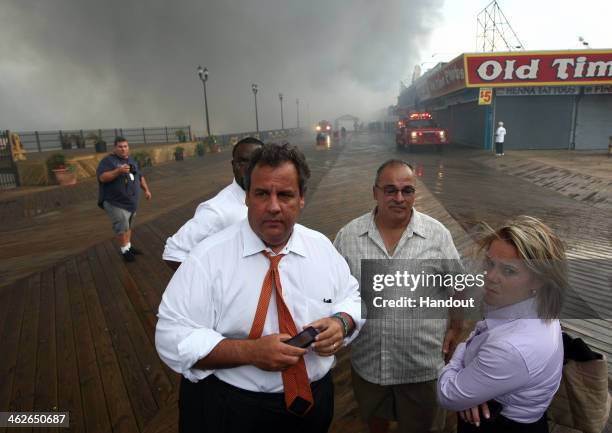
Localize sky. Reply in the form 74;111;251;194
421;0;612;65
1;0;611;135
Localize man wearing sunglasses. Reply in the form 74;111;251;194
333;159;463;433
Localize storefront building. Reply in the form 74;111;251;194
397;50;612;150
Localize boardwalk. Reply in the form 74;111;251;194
0;133;610;432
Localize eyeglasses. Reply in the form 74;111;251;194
375;185;416;198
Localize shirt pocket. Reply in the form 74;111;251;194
287;287;333;330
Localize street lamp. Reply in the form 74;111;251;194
296;98;300;129
197;65;211;137
278;93;284;130
252;83;259;133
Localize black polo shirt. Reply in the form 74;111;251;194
96;153;141;212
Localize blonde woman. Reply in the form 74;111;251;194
437;216;567;433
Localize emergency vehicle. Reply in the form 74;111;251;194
395;112;449;151
315;120;332;146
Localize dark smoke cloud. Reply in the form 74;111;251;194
0;0;443;133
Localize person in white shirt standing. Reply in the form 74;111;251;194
155;143;364;433
495;121;507;156
162;136;264;270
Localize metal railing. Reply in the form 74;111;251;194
14;126;192;153
0;127;304;189
194;128;303;148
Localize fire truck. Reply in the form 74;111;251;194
315;120;332;146
395;112;449;151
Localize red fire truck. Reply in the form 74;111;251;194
315;120;332;146
395;112;449;151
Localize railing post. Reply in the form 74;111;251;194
59;130;64;149
6;129;12;157
4;129;20;187
114;128;118;138
35;131;42;152
165;126;169;143
188;126;192;141
142;127;147;145
120;128;124;137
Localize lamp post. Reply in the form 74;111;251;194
252;83;259;133
296;98;300;129
279;93;284;130
197;66;211;137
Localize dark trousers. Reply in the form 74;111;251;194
179;373;334;433
458;413;548;433
495;141;504;155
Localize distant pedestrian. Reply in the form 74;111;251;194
495;121;506;156
97;136;152;262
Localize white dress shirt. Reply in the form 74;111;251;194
162;179;247;262
155;219;364;392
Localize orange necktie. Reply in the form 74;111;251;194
248;251;314;416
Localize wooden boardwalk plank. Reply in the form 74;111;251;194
100;241;174;407
7;274;41;433
145;207;195;245
130;224;175;290
77;252;139;433
54;261;85;432
124;226;182;399
0;281;15;351
115;234;170;340
0;282;28;433
32;269;57;433
88;244;158;430
65;257;112;433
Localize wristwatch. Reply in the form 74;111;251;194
330;313;352;337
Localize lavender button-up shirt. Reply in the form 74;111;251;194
437;298;563;423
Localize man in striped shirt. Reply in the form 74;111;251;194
334;159;464;433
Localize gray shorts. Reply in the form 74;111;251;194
103;201;136;234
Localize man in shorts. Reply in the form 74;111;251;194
97;136;152;262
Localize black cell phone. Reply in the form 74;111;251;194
285;327;319;348
480;399;503;422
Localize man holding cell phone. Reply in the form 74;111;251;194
97;136;152;262
155;143;364;433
